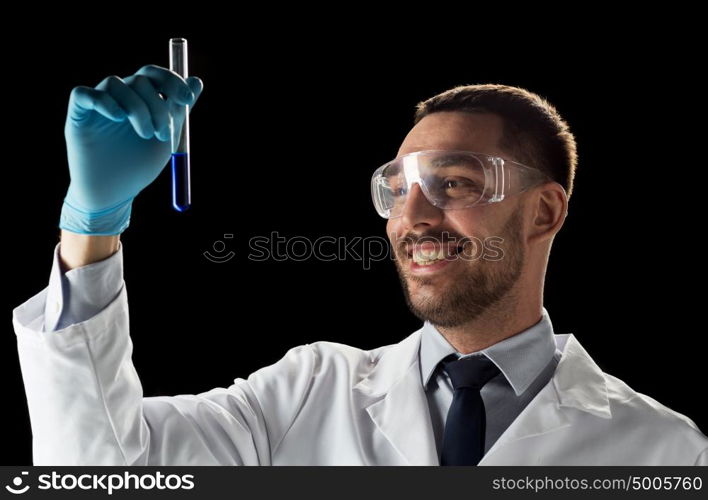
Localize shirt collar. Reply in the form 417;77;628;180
419;307;558;396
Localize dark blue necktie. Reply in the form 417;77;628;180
439;353;501;466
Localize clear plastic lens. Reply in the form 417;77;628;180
371;150;553;219
372;151;494;218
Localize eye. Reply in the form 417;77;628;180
385;182;407;198
441;177;483;197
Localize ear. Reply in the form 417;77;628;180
527;182;568;245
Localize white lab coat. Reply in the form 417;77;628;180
12;282;708;465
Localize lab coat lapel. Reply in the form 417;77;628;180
478;333;613;464
353;329;612;466
353;329;440;465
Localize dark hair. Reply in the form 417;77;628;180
413;83;578;200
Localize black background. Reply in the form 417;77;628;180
4;17;706;465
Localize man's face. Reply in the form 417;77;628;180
386;111;527;328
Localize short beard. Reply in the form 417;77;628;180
394;207;525;328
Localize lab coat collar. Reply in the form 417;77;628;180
352;327;611;465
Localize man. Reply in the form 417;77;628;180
12;66;708;465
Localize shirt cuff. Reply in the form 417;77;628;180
43;239;125;332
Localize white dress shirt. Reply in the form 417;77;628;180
420;311;563;460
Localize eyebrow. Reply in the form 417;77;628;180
429;154;479;168
383;162;401;176
384;153;478;173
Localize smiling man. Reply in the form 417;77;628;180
12;74;708;465
373;98;574;464
385;110;560;351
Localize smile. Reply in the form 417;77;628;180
404;243;464;274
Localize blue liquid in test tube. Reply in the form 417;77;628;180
169;37;191;212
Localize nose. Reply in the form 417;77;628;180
399;182;444;229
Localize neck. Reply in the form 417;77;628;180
434;291;543;355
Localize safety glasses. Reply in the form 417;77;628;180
371;149;553;219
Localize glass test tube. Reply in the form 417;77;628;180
169;37;191;212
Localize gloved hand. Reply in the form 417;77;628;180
59;64;204;235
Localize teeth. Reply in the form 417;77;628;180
412;246;457;265
413;248;444;264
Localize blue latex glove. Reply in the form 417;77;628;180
59;64;204;235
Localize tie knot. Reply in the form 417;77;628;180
441;353;501;390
